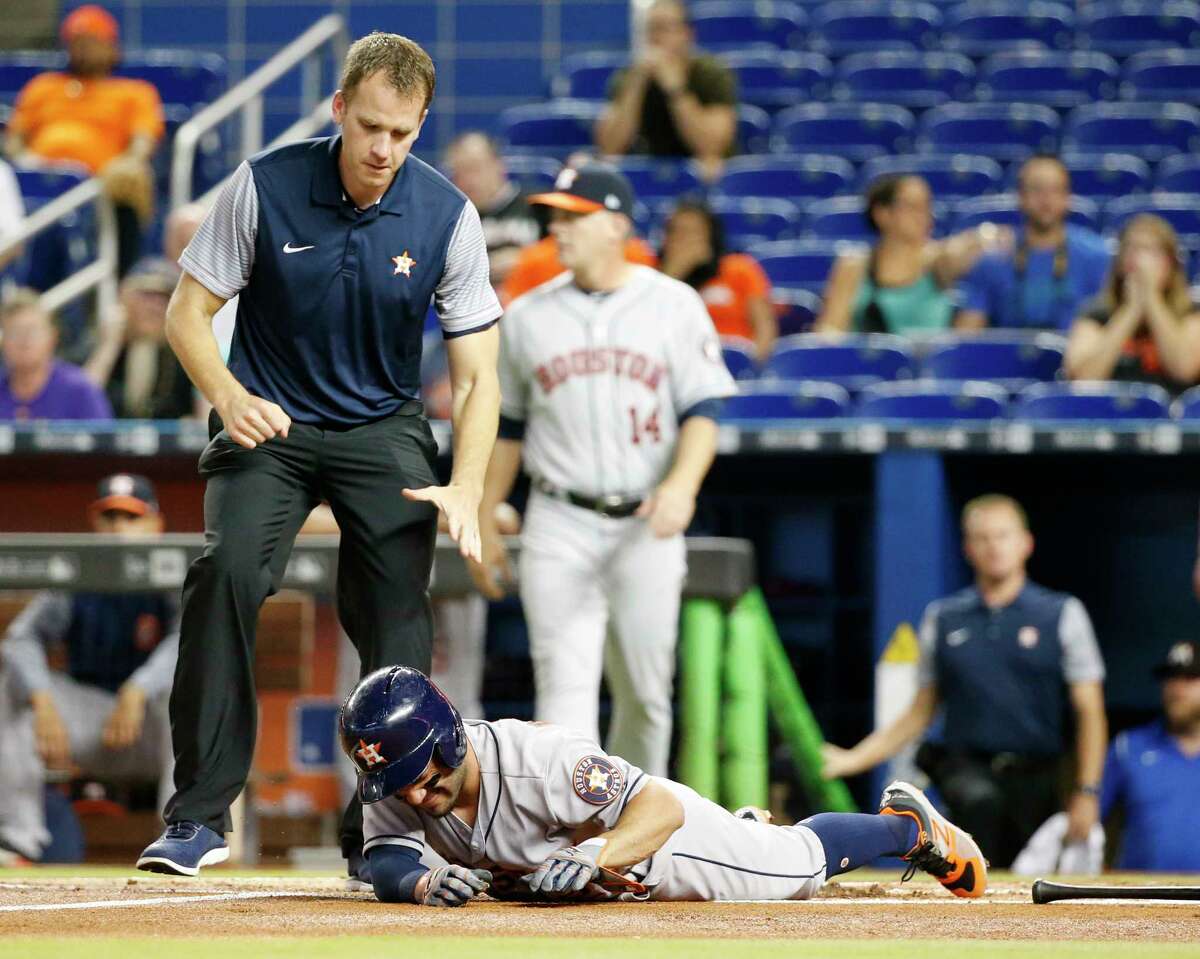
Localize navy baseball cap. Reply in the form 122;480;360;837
1155;640;1200;679
528;162;636;216
90;473;159;518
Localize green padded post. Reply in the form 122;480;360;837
720;591;769;810
676;598;724;802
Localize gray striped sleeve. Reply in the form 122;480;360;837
178;161;258;300
916;602;939;687
1059;596;1105;684
434;202;502;337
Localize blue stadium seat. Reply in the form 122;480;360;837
553;51;628;100
943;1;1075;57
803;196;871;241
502;154;561;193
690;1;809;51
1156;155;1200;193
14;166;92;328
116;52;226;115
717;50;833;113
1105;193;1200;246
773;287;822;335
859;154;1004;199
721;382;851;420
773;103;916;162
834;51;974;110
709;196;803;248
737;104;774;153
1054;153;1151;200
1121;50;1200;103
497;100;603;157
857;380;1008;420
717;154;856;201
920;333;1066;392
1012;382;1171;420
1170;384;1200;419
953;194;1101;233
721;338;760;382
918;103;1060;163
810;2;942;58
762;333;915;391
976;50;1119;110
1063;103;1200;164
614;157;703;201
751;240;847;294
1078;0;1200;58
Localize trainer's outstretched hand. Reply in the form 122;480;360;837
403;483;483;562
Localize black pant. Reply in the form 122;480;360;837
163;406;439;857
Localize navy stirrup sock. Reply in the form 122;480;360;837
801;813;919;877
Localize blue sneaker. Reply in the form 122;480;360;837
136;821;229;876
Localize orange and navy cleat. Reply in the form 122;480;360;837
879;780;988;899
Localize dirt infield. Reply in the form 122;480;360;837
1;875;1197;942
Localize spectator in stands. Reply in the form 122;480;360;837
958;156;1110;332
0;157;26;273
163;203;209;264
822;494;1108;869
594;0;737;182
0;474;177;862
84;257;196;419
1065;214;1200;395
659;198;776;359
4;5;165;276
0;288;112;420
443;133;541;289
817;175;1005;336
1101;640;1200;871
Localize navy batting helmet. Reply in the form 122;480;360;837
338;666;467;804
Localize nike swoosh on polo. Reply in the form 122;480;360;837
283;242;315;253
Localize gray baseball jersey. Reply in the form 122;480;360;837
363;719;827;902
499;266;736;497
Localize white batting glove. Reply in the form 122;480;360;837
523;838;607;895
420;865;492;906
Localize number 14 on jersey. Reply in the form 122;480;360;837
629;406;662;445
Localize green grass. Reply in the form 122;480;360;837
3;939;1198;959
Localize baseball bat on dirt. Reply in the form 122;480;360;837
1032;879;1200;904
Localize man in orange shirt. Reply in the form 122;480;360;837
5;5;165;277
501;234;658;306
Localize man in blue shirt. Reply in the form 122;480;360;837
136;32;502;879
1101;640;1200;872
957;156;1110;332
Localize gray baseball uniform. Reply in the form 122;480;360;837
499;266;736;775
363;718;826;901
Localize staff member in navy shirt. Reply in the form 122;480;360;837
823;494;1109;868
1101;640;1200;871
137;32;502;878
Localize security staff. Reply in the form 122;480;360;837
137;32;501;879
823;494;1109;868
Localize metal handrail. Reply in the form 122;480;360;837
170;13;348;210
0;175;118;317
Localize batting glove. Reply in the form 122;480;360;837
421;865;493;907
523;838;607;895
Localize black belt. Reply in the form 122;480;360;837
534;477;644;518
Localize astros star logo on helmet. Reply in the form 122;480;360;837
392;250;416;277
355;739;386;767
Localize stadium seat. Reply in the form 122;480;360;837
810;2;942;58
1078;0;1200;58
501;154;561;193
497;100;603;157
1105;193;1200;247
859;154;1004;199
1054;153;1151;200
942;1;1075;57
721;382;851;420
614;158;703;201
803;196;872;241
690;1;809;51
953;194;1101;233
1170;384;1200;419
717;50;834;113
773;103;916;162
1122;50;1200;103
736;104;774;153
717;154;856;202
762;333;916;392
976;50;1119;110
834;51;974;110
920;333;1066;392
1063;103;1200;164
1156;155;1200;193
918;103;1060;163
857;380;1009;420
553;51;628;100
773;287;822;335
751;240;847;294
1012;382;1171;420
709;196;803;248
721;338;760;382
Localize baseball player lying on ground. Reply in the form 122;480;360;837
339;667;987;905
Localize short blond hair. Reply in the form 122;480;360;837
0;287;51;327
340;32;436;111
961;494;1028;531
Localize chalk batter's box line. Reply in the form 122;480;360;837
0;891;343;912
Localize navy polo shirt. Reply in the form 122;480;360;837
1101;721;1200;871
180;136;500;427
917;582;1105;757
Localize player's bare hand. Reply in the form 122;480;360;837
30;692;71;769
635;483;696;538
418;865;492;906
403;483;483;562
466;519;513;600
102;683;147;751
523;838;606;895
216;391;291;449
1065;791;1100;843
820;743;858;781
